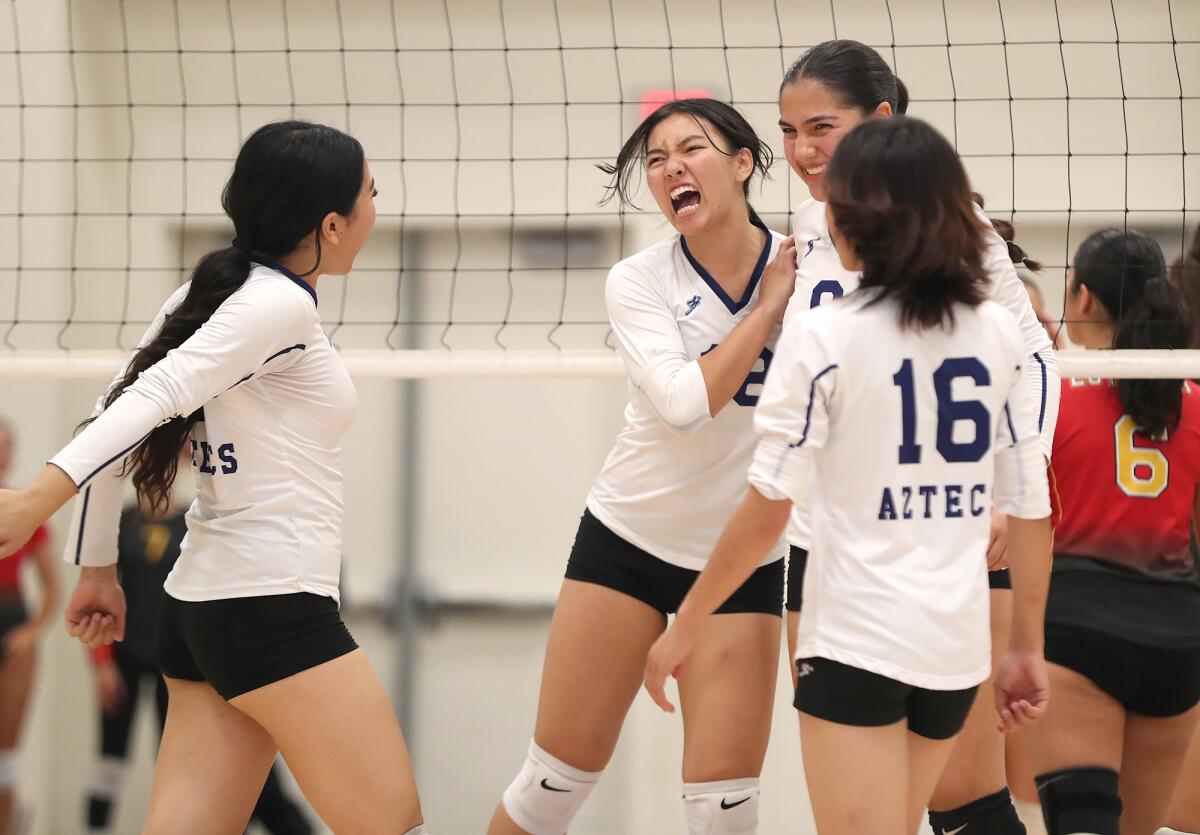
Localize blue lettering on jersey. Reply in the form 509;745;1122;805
218;443;238;475
809;279;844;309
700;344;774;407
877;483;988;521
970;484;987;516
684;295;702;316
191;439;239;476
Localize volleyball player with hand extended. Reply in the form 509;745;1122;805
1023;230;1199;835
489;99;795;835
645;116;1053;834
775;40;1060;834
0;122;428;835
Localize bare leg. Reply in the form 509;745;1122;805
786;610;800;693
1119;706;1200;835
1166;722;1200;833
799;713;909;834
487;580;666;835
0;647;34;835
678;613;779;780
929;589;1011;809
143;677;278;835
232;649;423;835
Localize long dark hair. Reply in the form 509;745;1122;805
597;98;773;221
823;116;988;330
89;120;364;512
781;39;909;116
1073;228;1190;436
1169;226;1200;349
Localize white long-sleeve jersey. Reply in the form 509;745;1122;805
782;198;1058;549
586;223;789;570
750;292;1050;689
54;263;356;603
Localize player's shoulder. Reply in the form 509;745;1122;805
607;236;678;287
791;197;826;237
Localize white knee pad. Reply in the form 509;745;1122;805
88;755;128;798
401;826;428;835
1156;829;1200;835
683;777;760;835
501;741;602;835
0;750;17;790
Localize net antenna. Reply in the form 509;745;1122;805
1;0;1196;380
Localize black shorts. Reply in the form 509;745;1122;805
793;656;979;740
566;510;784;616
785;546;807;613
988;569;1012;590
156;591;358;700
1045;621;1200;717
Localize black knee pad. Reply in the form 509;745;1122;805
1035;766;1121;835
928;787;1025;834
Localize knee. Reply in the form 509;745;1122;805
683;778;760;835
500;741;602;835
1036;766;1121;835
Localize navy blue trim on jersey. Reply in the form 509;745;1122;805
73;485;92;566
680;216;772;315
228;343;308;390
250;257;318;306
1033;351;1048;432
79;432;153;488
1004;403;1017;444
790;364;839;448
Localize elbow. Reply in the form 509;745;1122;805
655;401;711;434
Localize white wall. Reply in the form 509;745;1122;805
1;0;1196;832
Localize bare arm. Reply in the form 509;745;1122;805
697;237;799;417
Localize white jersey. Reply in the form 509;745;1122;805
587;223;788;570
54;263;356;604
782;198;1058;549
749;293;1050;689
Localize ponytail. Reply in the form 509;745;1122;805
83;121;365;512
1073;228;1190;436
88;248;253;511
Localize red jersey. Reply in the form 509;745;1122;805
1052;378;1200;576
0;524;49;595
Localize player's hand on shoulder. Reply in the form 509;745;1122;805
65;566;126;649
758;235;798;319
993;649;1049;733
643;621;698;714
0;488;45;559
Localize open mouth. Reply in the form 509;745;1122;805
670;185;702;216
803;163;827;177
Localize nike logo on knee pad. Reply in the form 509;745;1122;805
540;779;571;793
720;797;749;810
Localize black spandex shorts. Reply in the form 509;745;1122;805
793;656;979;740
785;546;807;613
1045;621;1200;717
156;591;358;700
566;510;784;616
786;552;1009;611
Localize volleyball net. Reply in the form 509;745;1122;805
1;0;1196;379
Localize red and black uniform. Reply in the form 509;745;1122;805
1047;378;1200;716
0;525;48;645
